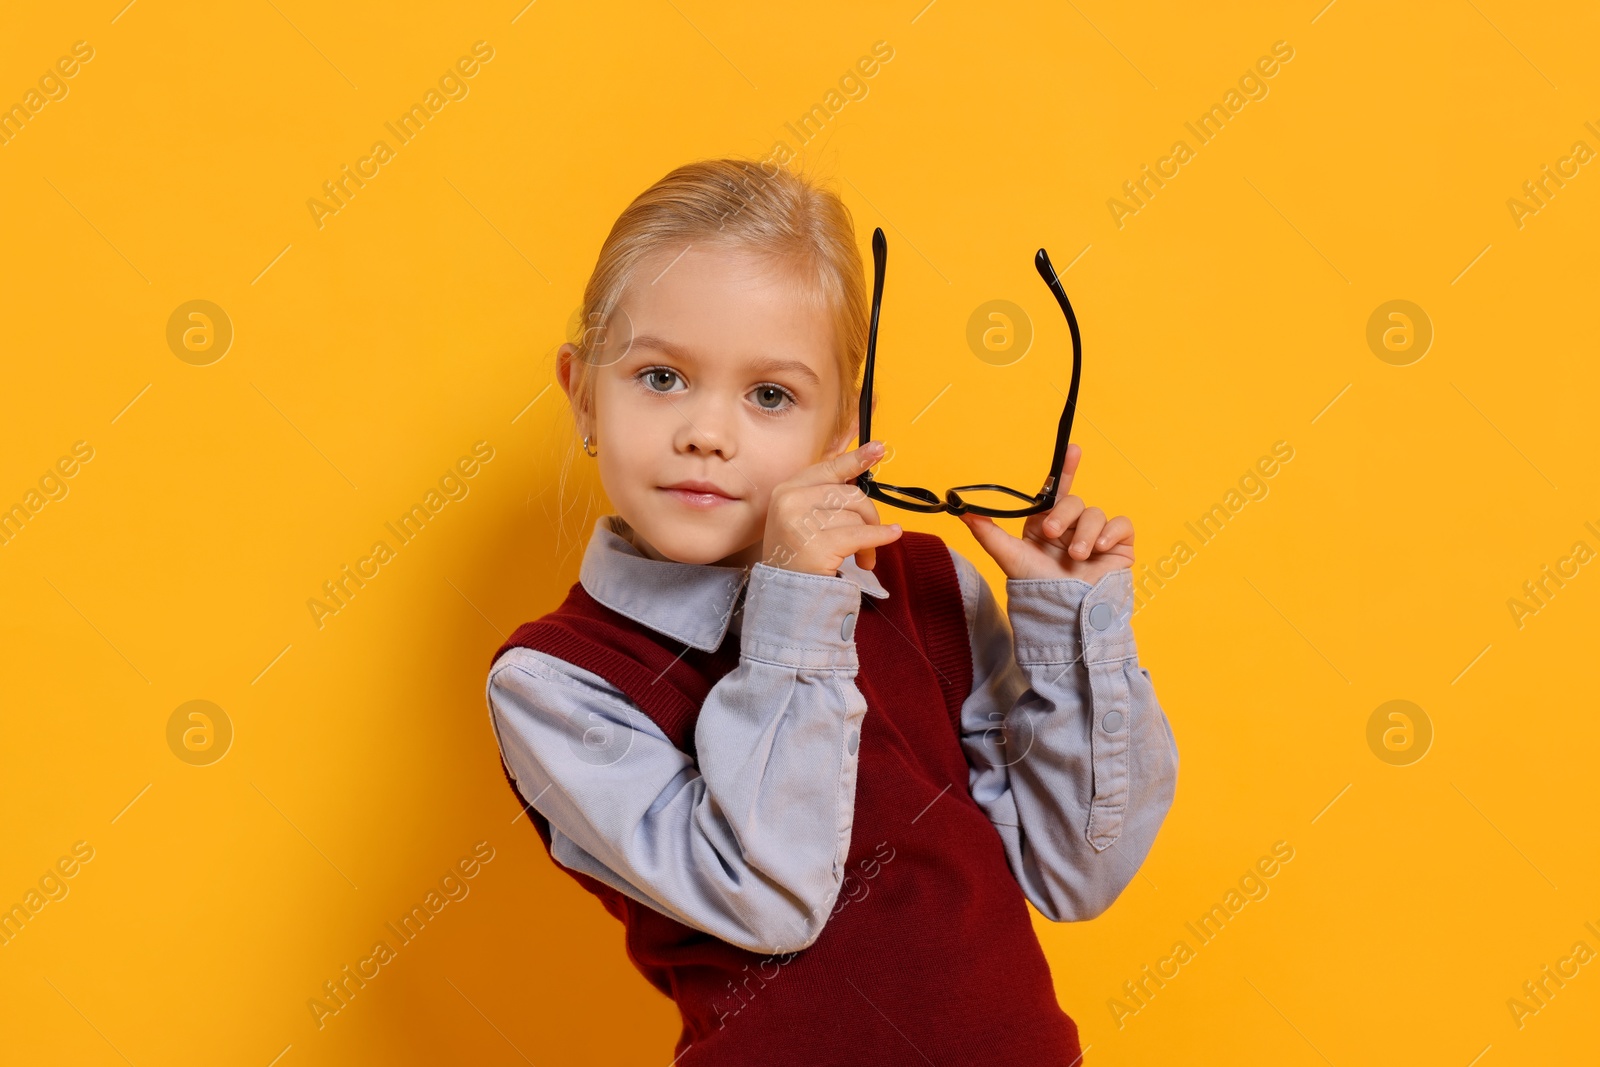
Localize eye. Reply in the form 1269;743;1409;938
634;366;796;412
636;366;684;394
750;383;797;413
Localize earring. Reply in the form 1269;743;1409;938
582;434;598;457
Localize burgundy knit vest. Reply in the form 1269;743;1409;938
490;531;1083;1065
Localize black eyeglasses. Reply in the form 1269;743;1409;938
855;227;1083;517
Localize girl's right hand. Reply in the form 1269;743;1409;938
762;441;903;576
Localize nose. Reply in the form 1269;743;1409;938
673;397;735;459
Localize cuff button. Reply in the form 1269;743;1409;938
841;611;857;640
1088;603;1114;631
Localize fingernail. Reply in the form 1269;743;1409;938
866;440;885;455
891;523;902;531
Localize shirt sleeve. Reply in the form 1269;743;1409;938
484;563;870;955
949;546;1179;922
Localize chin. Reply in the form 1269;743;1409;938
633;513;752;566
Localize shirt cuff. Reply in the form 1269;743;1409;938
741;563;864;670
1005;567;1137;666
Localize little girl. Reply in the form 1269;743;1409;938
484;158;1178;1066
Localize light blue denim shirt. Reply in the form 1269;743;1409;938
485;515;1178;955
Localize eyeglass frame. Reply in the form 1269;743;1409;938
854;226;1083;517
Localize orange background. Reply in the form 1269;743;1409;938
2;1;1597;1063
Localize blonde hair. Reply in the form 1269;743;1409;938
564;157;870;448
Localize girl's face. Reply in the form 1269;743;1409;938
558;242;856;568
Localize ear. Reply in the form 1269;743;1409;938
556;342;578;398
557;343;591;437
828;390;878;457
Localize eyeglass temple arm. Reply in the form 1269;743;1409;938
859;227;887;453
1034;247;1082;499
859;231;1082;502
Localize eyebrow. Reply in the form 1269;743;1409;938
628;334;823;388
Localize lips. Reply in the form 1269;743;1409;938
661;480;738;500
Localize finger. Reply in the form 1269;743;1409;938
836;486;887;571
830;482;882;528
1093;515;1135;551
1037;493;1086;541
794;440;887;489
1066;507;1107;559
820;521;901;570
959;512;1029;575
1054;443;1084;501
789;483;880;538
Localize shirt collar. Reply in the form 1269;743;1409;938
579;515;889;651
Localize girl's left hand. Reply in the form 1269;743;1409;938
958;443;1135;583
